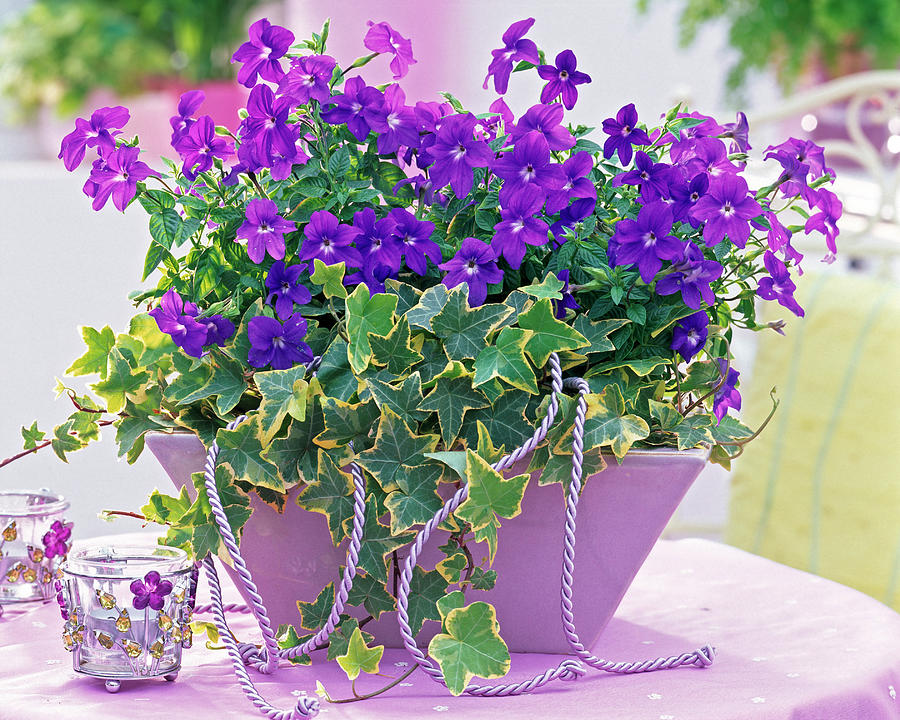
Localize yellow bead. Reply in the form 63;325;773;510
96;633;114;649
96;591;117;610
115;610;131;633
2;522;17;542
123;640;142;658
149;640;165;659
157;613;173;631
22;568;37;583
181;625;193;649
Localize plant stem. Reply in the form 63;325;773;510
325;666;418;704
0;420;115;469
247;171;269;199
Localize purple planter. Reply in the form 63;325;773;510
145;432;705;653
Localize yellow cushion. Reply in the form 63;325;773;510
727;270;900;609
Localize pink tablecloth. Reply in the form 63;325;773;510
2;538;899;719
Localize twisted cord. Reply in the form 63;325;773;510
203;557;319;719
193;602;252;615
558;377;715;672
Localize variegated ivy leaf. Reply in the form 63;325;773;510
297;583;335;632
255;366;312;443
578;385;650;461
216;421;283;492
91;347;150;414
648;399;682;431
472;327;538;394
679;360;722;393
572;316;630;355
405;566;449;636
355;495;415;583
368;316;424;375
274;624;312;665
384;463;445;534
356;406;439;493
66;325;116;379
672;414;716;450
430;286;513;362
709;415;754;444
457;450;529;538
314;396;379;453
315;338;358;402
587;356;672;378
436;552;468;583
462;390;531;451
418;375;489;448
297;451;355;544
384;279;422;316
520;273;564;300
428;601;510;696
517;297;589;367
365;372;428;423
406;283;448;332
326;617;375;662
261;398;325;487
468;567;497;591
20;421;45;450
345;284;398;373
345;572;396;620
336;627;384;682
310;259;348;299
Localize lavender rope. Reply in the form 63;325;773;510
394;355;714;696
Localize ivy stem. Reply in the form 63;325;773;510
247;171;269;199
682;338;732;415
325;666;418;704
0;420;116;470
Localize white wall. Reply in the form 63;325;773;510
0;1;782;539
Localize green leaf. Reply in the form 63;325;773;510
316;339;358;402
310;259;348;299
417;375;489;448
672;414;715;450
66;326;115;379
424;450;468;479
680;361;721;392
365;372;428;423
201;354;248;416
149;209;182;249
536;445;607;491
128;313;175;366
463;390;531;451
520;273;564;300
21;421;45;450
346;573;396;620
648;399;682;430
216;421;283;491
384;473;444;534
436;553;468;583
457;450;529;533
274;625;312;665
115;414;170;461
91;347;150;414
255;365;311;444
297;583;335;632
368;316;424;374
428;602;510;695
356;495;415;582
406;283;448;332
430;287;513;361
336;627;383;682
472;327;537;393
468;568;497;591
436;590;466;622
190;465;252;544
297;450;355;543
709;415;754;444
588;357;671;378
49;421;84;461
328;146;352;177
141;487;192;525
262;402;325;487
517;298;588;366
356;406;439;493
345;284;398;373
405;566;449;635
326;617;374;662
384;279;422;316
579;385;650;461
573;316;629;355
315;396;378;453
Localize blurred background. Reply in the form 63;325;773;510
1;1;898;608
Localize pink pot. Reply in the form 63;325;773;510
145;432;706;653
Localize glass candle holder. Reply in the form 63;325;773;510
59;545;194;693
0;489;71;604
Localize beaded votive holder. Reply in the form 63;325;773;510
59;544;194;693
0;489;71;604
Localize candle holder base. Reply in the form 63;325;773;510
164;673;178;682
104;680;121;694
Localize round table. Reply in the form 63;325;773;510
2;538;899;719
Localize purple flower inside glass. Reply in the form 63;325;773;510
130;571;173;611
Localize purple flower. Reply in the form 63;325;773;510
439;237;503;306
41;520;72;559
85;146;157;212
491;185;548;267
389;208;440;275
427;113;492;198
690;173;762;248
354;207;402;274
804;188;841;261
545;151;595;215
277;54;337;105
200;315;236;347
239;84;296;168
610;201;684;283
669;172;709;227
766;138;832;179
554;269;580;319
757;250;804;317
612;151;674;202
670;311;709;363
299;210;362;270
170;90;205;146
675;137;740;179
712;359;741;422
248;315;312;370
130;571;173;611
537;50;591;110
149;289;208;358
232;18;294;88
764;149;810;199
550;196;596;241
656;243;723;309
320;76;384;142
368;84;418;155
268;132;310;181
602;103;651;166
510;103;575;152
721;111;751;153
483;18;540;95
236;198;295;264
55;580;68;621
174;115;234;180
265;261;313;319
493;131;565;206
489;97;515;127
58;106;130;171
364;21;416;80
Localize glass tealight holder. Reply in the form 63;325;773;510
0;489;71;604
59;545;194;693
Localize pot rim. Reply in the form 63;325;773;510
0;489;69;517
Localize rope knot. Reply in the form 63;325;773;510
694;643;716;667
237;642;270;671
292;696;320;718
559;659;587;681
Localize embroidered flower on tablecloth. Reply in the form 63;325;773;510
889;685;896;700
648;693;662;700
433;707;449;713
751;697;766;703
